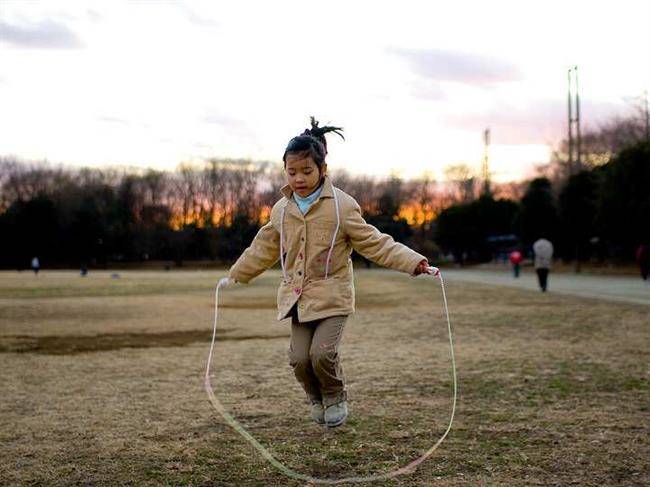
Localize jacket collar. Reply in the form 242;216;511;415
280;174;334;201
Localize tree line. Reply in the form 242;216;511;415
436;112;649;265
0;158;461;269
0;112;647;269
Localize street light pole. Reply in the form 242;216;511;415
643;90;650;140
482;128;490;196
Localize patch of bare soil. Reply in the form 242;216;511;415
0;329;289;355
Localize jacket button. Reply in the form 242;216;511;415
298;270;302;276
301;237;305;241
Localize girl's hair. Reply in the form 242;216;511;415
283;116;344;169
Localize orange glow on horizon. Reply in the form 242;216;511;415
398;204;438;226
168;202;440;230
169;204;272;230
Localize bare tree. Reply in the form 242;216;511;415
547;110;648;187
171;163;202;227
404;173;437;226
444;163;477;203
0;157;67;203
492;180;527;201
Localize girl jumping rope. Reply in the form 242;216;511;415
226;117;435;428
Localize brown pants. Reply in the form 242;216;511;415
288;306;348;407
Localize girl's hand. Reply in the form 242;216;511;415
413;259;432;276
219;277;237;287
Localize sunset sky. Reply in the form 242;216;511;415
1;0;649;182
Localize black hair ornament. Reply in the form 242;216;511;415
283;116;345;164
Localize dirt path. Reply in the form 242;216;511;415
435;267;650;306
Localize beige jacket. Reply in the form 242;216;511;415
228;175;427;322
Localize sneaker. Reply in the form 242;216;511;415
311;402;325;425
324;401;348;428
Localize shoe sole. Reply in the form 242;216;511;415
325;415;347;428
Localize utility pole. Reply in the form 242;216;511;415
567;66;582;273
481;128;491;196
567;69;573;176
576;67;581;171
567;66;581;175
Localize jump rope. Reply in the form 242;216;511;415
204;186;457;484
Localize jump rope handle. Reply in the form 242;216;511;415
218;277;237;287
427;265;440;277
426;266;441;277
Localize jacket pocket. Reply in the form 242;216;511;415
302;275;353;315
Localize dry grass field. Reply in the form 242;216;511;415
1;269;648;486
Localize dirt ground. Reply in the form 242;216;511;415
0;269;648;486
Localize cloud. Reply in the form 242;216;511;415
97;116;130;125
388;47;522;85
0;19;83;49
410;80;447;101
202;113;254;138
203;113;242;126
444;98;627;145
193;142;213;149
85;9;102;23
175;4;219;28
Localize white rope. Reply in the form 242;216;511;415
324;188;341;279
279;204;288;282
205;266;457;484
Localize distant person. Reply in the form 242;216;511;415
636;243;650;285
509;250;522;278
31;256;40;275
226;118;434;429
533;238;553;292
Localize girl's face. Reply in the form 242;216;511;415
285;154;327;197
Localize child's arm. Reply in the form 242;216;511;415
346;200;428;275
228;212;280;284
